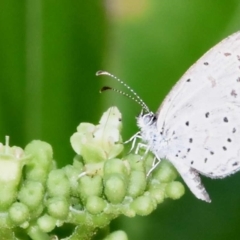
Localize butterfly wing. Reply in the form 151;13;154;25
157;31;240;179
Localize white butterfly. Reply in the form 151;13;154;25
98;31;240;202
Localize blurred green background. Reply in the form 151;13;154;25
1;0;240;239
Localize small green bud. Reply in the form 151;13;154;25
78;175;103;201
25;167;48;185
148;186;165;204
64;165;81;196
8;202;29;225
104;159;128;176
127;171;146;198
47;197;69;220
47;169;70;197
0;138;29;210
121;206;136;218
104;174;127;204
86;196;107;215
152;160;178;183
130;195;155;216
18;181;44;211
24;141;53;167
24;140;54;183
37;214;56;233
124;154;145;172
165;181;185;200
104;230;128;240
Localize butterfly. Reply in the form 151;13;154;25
97;31;240;202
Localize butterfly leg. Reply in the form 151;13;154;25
146;157;161;177
170;160;211;202
124;131;142;153
124;133;162;176
134;143;162;176
135;142;149;154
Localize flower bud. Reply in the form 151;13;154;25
152;160;178;183
64;165;80;196
18;181;44;211
104;174;127;204
165;181;185;200
47;197;69;220
37;214;56;233
104;159;128;176
47;169;70;198
130;195;155;216
127;171;146;198
148;184;165;204
78;175;103;202
124;154;145;173
85;196;107;215
24;140;54;183
0;138;29;210
8;202;30;225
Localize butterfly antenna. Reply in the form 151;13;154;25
96;70;150;112
100;86;149;112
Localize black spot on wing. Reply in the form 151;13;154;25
231;89;237;97
223;117;228;122
224;52;231;56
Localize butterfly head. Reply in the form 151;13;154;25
137;110;156;129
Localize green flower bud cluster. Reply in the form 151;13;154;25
0;137;28;213
66;107;185;238
0;139;56;239
0;107;185;240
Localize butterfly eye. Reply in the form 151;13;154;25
142;113;156;125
